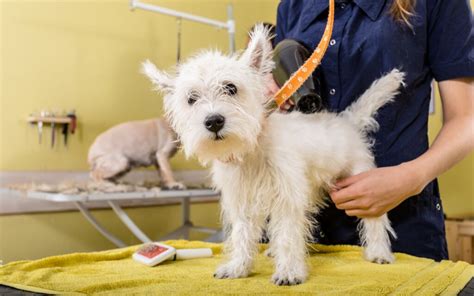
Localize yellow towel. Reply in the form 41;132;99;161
1;240;472;295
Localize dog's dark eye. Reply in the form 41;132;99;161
223;82;238;96
187;91;200;105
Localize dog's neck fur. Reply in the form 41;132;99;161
216;111;268;165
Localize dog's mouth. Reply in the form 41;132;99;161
213;133;225;141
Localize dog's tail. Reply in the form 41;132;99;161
341;69;404;133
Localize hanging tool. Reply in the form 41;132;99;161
61;111;76;147
37;111;46;144
63;110;77;147
51;112;56;148
62;120;69;147
68;111;77;134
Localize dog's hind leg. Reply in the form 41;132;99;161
267;169;311;285
351;161;397;264
89;154;129;181
359;214;396;264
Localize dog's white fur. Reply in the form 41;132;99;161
143;25;404;285
88;118;184;189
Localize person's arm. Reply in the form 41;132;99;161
411;78;474;183
330;77;473;218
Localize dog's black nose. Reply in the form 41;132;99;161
204;114;225;133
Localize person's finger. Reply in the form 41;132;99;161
279;102;292;111
335;198;370;211
330;187;359;204
335;173;365;188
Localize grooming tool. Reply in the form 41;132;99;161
37;111;46;144
51;113;55;148
273;41;325;113
68;111;77;134
273;0;335;108
62;122;69;147
133;242;213;267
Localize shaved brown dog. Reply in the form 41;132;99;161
88;118;184;189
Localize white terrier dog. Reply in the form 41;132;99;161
142;25;404;285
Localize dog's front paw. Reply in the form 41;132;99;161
364;248;395;264
214;262;250;279
162;181;186;190
271;269;307;286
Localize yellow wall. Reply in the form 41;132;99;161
0;0;472;216
0;0;279;171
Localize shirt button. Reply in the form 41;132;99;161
330;88;336;95
436;203;441;211
319;231;325;238
330;39;336;46
340;3;346;9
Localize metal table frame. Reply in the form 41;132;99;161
26;189;222;247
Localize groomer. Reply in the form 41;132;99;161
273;0;473;260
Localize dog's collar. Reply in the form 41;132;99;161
273;0;335;108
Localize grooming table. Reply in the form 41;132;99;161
25;189;222;247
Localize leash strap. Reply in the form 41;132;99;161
273;0;335;107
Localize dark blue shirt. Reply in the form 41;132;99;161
275;0;473;260
275;0;473;167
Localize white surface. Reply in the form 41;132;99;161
27;189;219;202
0;170;217;214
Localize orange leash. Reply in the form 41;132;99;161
273;0;335;107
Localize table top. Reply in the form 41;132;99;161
2;188;220;203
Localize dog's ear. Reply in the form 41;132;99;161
240;23;274;74
141;60;174;93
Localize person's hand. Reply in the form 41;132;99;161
329;163;427;218
265;74;280;97
279;99;295;112
263;74;296;113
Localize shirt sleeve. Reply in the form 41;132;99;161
428;0;474;81
274;1;289;46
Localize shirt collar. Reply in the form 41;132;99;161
302;0;386;31
353;0;387;21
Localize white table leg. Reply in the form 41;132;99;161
74;202;126;248
108;201;152;243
